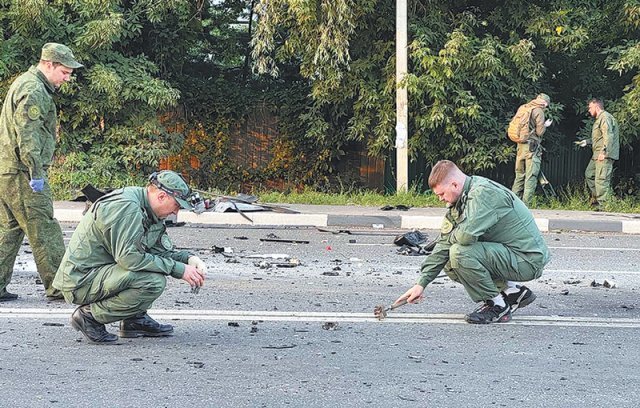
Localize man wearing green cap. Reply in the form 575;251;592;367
0;43;83;302
53;170;207;344
576;98;619;207
511;93;553;206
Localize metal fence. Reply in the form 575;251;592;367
385;143;639;194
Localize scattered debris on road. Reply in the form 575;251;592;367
259;238;310;244
590;279;617;288
380;205;411;211
262;344;297;349
393;230;436;256
322;271;339;276
321;322;339;330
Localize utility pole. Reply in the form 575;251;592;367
395;0;409;192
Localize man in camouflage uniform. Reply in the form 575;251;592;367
0;43;83;302
53;170;207;344
578;98;619;206
511;93;553;206
396;160;550;324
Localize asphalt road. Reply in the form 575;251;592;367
1;223;639;408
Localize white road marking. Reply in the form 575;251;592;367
544;269;640;275
548;246;640;252
1;308;639;329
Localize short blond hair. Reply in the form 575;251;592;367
428;160;459;188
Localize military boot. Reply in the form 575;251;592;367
70;305;118;344
0;290;18;302
119;313;174;338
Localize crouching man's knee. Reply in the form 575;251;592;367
449;243;480;269
141;273;167;297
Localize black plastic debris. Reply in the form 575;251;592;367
394;230;427;246
80;184;108;202
394;230;437;256
321;322;339;331
260;238;310;244
380;205;412;211
397;245;428;256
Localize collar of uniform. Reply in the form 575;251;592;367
454;176;472;212
29;65;55;94
142;188;161;224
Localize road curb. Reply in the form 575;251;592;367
53;205;639;234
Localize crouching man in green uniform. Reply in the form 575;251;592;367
395;160;550;324
53;170;207;344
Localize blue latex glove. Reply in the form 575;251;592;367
29;178;44;192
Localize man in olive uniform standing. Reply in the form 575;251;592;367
511;93;553;206
396;160;550;324
578;98;619;207
0;43;83;302
54;170;207;344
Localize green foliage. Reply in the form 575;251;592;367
251;0;640;180
259;185;440;207
2;0;639;198
259;184;640;213
48;152;144;200
0;0;191;181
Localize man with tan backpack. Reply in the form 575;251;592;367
508;93;553;206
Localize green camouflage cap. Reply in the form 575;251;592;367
41;43;83;69
535;93;551;106
151;170;192;209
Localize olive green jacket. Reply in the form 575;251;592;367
417;176;550;288
0;66;57;179
527;101;546;143
590;110;619;160
54;187;192;292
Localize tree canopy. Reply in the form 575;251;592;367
1;0;638;194
252;0;640;174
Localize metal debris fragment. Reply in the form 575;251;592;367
260;238;310;244
262;344;297;349
321;322;339;330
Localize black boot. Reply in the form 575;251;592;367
70;305;118;344
119;313;174;338
0;290;19;302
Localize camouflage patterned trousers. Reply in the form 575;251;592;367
0;172;65;297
